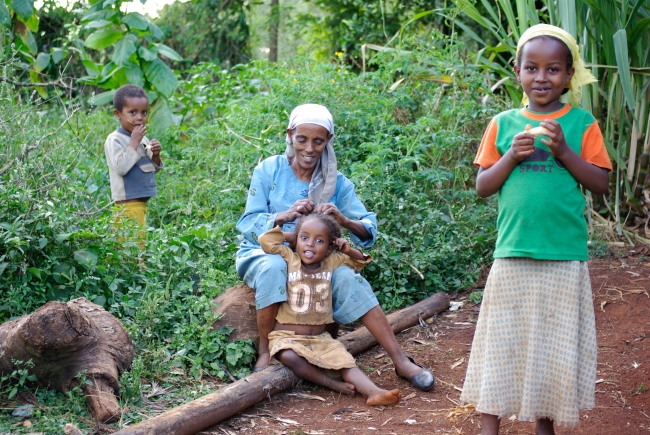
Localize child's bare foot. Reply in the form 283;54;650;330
366;389;401;406
324;378;356;396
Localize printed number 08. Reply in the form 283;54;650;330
289;283;330;314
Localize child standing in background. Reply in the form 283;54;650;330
258;213;401;406
460;24;612;435
104;84;163;237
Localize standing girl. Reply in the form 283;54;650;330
460;24;612;435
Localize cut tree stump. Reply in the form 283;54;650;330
211;283;258;342
113;292;450;435
0;297;135;422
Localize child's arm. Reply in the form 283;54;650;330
259;226;286;254
476;129;536;198
259;226;294;263
129;125;146;150
105;135;139;176
148;139;162;167
133;125;162;167
539;120;609;194
282;231;296;249
333;238;366;261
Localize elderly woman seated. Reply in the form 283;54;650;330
235;104;434;391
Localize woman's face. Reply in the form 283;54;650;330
287;123;332;174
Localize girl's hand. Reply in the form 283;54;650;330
508;125;536;162
276;199;315;225
334;238;350;253
148;139;161;156
538;120;569;156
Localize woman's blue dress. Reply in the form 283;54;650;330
236;155;379;324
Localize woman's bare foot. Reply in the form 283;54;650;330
366;389;401;406
394;358;422;379
253;350;270;371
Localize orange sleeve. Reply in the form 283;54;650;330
473;118;501;169
580;122;612;171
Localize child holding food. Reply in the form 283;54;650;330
104;84;163;235
460;24;612;435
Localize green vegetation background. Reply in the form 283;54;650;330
6;0;648;430
1;36;499;430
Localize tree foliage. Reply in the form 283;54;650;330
155;0;250;68
295;0;447;64
0;0;71;93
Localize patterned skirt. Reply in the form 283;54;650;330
269;330;357;370
460;258;597;426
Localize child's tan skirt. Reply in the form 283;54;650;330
268;330;357;370
460;258;596;427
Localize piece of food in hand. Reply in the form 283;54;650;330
525;126;551;137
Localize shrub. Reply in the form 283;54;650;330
1;36;502;392
170;36;502;309
0;67;251;386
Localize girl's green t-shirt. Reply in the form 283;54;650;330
491;106;599;261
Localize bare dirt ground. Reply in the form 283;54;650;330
201;255;650;435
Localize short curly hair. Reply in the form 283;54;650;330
294;213;342;244
113;84;148;111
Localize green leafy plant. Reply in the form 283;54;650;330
468;291;483;305
0;368;95;433
155;0;250;68
0;0;38;61
1;360;37;400
294;0;443;63
0;0;70;94
169;62;261;128
588;239;610;258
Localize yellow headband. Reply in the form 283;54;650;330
516;24;597;107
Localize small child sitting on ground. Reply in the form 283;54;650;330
104;84;163;235
258;213;401;406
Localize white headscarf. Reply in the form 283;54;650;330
285;104;338;205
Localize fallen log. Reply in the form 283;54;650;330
112;292;450;435
0;298;134;422
338;291;450;354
